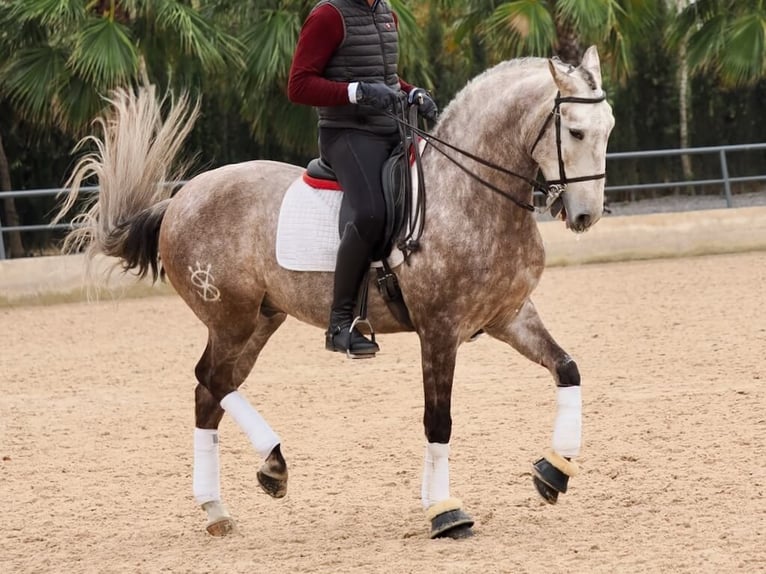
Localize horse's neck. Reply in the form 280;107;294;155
425;70;549;225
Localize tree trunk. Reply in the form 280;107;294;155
0;130;25;258
673;0;694;190
551;1;583;64
678;42;693;184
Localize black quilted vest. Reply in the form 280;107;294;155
316;0;400;134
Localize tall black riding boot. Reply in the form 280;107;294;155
325;223;380;357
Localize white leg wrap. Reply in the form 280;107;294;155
193;428;221;505
421;442;451;509
220;391;280;460
551;386;582;457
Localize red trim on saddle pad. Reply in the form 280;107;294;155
302;138;426;191
302;172;341;190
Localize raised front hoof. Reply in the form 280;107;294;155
257;469;288;498
206;516;236;537
426;498;475;540
533;474;559;505
532;449;579;505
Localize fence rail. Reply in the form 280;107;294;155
2;143;766;260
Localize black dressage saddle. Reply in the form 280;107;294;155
305;146;409;262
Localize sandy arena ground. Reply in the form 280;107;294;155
1;251;764;573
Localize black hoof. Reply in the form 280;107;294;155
437;523;474;539
430;508;475;539
257;470;287;498
532;456;571;504
533;475;559;504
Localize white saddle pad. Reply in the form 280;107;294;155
275;175;405;272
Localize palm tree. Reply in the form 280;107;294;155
667;0;766;87
666;1;766;184
667;0;693;182
1;0;242;131
446;0;659;83
0;0;242;256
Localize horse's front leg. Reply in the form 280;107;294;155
418;330;475;539
486;299;581;504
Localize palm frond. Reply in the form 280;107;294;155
155;0;243;74
668;0;766;86
54;75;105;132
485;1;557;57
0;2;49;53
556;0;609;34
685;16;727;74
601;0;661;83
390;0;432;88
666;0;719;48
718;11;766;85
1;45;66;124
240;9;302;91
69;17;138;87
9;0;85;28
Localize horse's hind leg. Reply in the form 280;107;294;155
485;299;581;504
193;307;287;536
193;382;234;536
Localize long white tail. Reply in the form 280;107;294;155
55;85;199;279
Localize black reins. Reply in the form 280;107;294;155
386;109;541;212
386;90;608;213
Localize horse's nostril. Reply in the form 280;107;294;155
575;213;592;229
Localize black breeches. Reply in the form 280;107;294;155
319;127;400;252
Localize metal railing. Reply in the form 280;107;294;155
2;143;766;260
0;186;100;259
604;142;766;207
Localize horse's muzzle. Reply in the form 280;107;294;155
567;211;595;233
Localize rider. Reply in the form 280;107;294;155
288;0;438;357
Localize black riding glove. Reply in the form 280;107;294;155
408;88;438;121
356;82;399;111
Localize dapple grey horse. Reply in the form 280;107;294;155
57;46;614;539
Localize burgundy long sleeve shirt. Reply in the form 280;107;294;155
287;3;413;107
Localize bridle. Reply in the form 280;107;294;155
384;89;609;256
529;91;607;211
387;90;608;213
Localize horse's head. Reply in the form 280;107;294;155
531;46;614;233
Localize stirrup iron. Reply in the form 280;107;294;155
348;315;376;359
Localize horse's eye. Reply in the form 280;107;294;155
569;129;584;140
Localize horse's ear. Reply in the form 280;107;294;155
548;57;579;94
580;45;603;89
